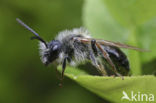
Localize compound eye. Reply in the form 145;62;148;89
53;45;58;51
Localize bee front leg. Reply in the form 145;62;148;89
62;56;70;80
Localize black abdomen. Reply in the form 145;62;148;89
102;46;130;76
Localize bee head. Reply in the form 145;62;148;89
39;40;62;65
16;18;62;66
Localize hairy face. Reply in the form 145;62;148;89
39;40;62;65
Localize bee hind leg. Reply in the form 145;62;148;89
92;39;123;79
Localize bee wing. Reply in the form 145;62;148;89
95;39;149;52
75;37;149;52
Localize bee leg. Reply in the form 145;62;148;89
89;51;104;75
58;56;71;87
95;41;123;78
91;39;98;56
97;61;108;76
61;56;69;80
90;40;107;76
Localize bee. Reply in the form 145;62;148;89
16;18;147;79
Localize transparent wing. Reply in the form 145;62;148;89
74;37;149;52
96;39;148;52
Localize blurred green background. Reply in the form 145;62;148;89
0;0;156;103
0;0;105;103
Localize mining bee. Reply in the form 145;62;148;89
16;18;147;79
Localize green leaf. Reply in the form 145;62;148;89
83;0;156;75
59;66;156;103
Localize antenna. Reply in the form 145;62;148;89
16;18;48;48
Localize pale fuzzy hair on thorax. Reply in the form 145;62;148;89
55;27;91;42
